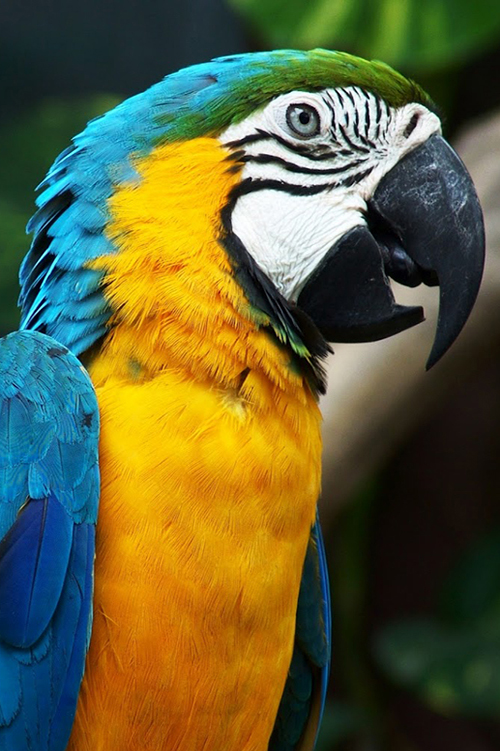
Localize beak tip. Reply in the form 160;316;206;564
372;133;485;372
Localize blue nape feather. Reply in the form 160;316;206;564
0;330;99;751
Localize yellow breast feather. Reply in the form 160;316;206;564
68;137;323;751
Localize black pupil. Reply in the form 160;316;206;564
299;110;311;125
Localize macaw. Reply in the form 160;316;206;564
0;49;484;751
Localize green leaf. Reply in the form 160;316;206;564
315;701;370;749
439;529;500;625
374;531;500;720
228;0;500;73
374;618;500;718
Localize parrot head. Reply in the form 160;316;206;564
20;49;484;387
215;51;484;371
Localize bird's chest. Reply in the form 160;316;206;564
69;372;322;751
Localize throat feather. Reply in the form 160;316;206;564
86;137;323;397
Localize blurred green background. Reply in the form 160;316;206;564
2;1;500;749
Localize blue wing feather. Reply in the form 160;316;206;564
314;518;332;716
270;516;331;751
0;329;99;751
49;524;95;750
0;496;73;647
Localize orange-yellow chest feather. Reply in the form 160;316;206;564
68;138;323;751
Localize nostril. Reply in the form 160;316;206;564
404;113;420;138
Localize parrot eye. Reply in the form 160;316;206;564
285;103;321;138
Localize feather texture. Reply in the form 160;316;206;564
10;49;433;750
61;132;326;750
0;330;99;751
270;519;331;751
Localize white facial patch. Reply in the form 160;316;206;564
220;87;441;301
230;190;366;301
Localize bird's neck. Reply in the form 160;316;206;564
87;137;315;405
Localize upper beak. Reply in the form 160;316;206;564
297;134;485;368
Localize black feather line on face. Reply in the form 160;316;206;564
236;152;367;177
219;195;331;396
231;177;331;198
226;128;336;162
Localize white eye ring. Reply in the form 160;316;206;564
285;103;321;138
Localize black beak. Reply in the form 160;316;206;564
297;134;485;368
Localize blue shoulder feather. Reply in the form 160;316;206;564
0;330;99;751
270;517;331;751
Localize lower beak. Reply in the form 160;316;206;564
297;134;485;368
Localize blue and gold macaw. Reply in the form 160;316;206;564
0;50;484;750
